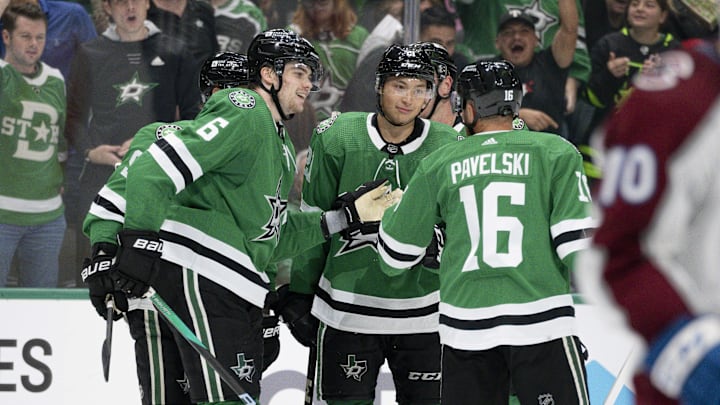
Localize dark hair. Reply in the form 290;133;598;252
420;5;456;31
1;1;47;32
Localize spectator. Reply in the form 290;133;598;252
584;0;628;52
455;0;591;146
0;0;97;79
378;59;594;405
147;0;219;76
289;0;368;121
419;4;470;70
285;44;460;405
577;39;720;405
211;0;266;53
584;0;680;132
491;0;578;134
65;0;201;285
0;1;67;287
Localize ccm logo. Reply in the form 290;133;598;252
408;372;441;381
132;239;163;252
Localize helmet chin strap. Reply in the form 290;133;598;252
260;78;294;121
425;91;450;120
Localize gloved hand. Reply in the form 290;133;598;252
274;285;318;347
262;314;280;371
81;243;127;319
112;230;162;299
422;225;445;270
327;178;403;238
646;315;720;405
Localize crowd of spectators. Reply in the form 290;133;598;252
1;0;717;288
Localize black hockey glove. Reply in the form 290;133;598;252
111;230;162;299
326;178;402;239
262;314;280;371
421;225;445;270
274;285;319;347
81;243;127;319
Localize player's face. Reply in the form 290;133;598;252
495;22;537;68
277;61;314;116
104;0;150;40
2;17;46;74
627;0;667;30
380;77;432;123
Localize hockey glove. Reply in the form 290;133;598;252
422;225;445;270
275;285;318;347
646;315;720;405
81;243;127;319
112;230;162;299
262;314;281;371
326;178;403;238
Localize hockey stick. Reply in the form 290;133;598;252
304;344;316;405
145;287;257;405
101;297;114;381
603;345;636;405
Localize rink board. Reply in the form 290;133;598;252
0;289;641;404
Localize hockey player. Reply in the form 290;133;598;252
377;60;594;405
82;52;251;405
411;41;464;132
84;29;399;403
578;37;720;405
283;43;460;405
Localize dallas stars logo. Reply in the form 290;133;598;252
336;227;378;256
506;0;557;46
113;71;158;107
176;374;190;394
254;179;288;242
230;353;256;383
340;354;367;381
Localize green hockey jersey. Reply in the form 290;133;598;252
0;60;66;226
291;111;461;334
378;129;595;350
122;88;325;308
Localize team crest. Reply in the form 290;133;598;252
254;179;288;242
155;124;183;140
537;393;554;405
228;90;256;109
340;355;367;382
230;353;256;383
315;110;341;134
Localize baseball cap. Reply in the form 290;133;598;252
497;10;536;33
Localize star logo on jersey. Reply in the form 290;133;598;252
155;123;184;140
506;0;557;46
33;121;51;143
230;353;256;383
113;71;158;107
254;179;288;242
336;227;379;256
340;355;367;381
229;89;256;109
176;374;190;394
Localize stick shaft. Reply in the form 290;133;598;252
146;288;256;405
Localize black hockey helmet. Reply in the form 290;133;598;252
375;44;436;93
199;52;249;103
410;41;457;88
455;60;522;119
247;28;323;92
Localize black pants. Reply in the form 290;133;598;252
130;262;263;404
441;337;589;405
